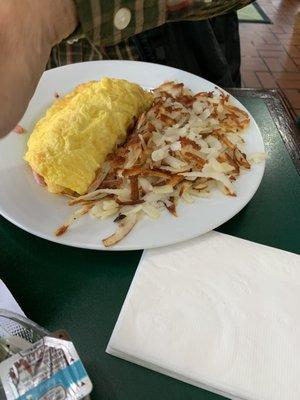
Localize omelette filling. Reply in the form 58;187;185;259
24;78;154;195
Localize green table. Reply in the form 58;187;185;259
0;89;299;400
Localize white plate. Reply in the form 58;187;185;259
0;61;265;251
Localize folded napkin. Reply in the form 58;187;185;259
0;280;24;316
107;232;300;400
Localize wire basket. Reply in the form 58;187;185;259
0;309;49;398
0;308;49;345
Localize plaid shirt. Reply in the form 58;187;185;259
48;0;252;68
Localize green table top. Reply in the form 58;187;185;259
0;91;299;400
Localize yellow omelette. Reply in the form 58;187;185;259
24;77;153;195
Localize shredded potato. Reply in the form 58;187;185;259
56;81;265;246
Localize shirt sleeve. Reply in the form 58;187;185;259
72;0;253;47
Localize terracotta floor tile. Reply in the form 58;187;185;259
283;27;298;34
284;45;300;58
262;33;281;44
276;33;300;41
251;36;279;46
241;48;260;58
260;6;276;13
273;18;296;27
277;79;300;89
294;58;300;66
283;58;299;72
282;89;300;108
241;57;268;71
277;36;300;46
272;72;300;80
241;71;262;88
240;0;299;115
269;25;285;34
240;41;260;57
254;43;284;51
256;72;278;88
263;57;285;72
262;57;299;72
258;50;288;59
240;24;270;33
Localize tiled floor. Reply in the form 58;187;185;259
240;0;300;116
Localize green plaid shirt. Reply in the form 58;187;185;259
48;0;252;68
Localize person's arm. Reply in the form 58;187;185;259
0;0;252;138
74;0;252;47
0;0;77;138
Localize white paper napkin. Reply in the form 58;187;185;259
0;280;24;316
107;232;300;400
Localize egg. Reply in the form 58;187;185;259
24;77;153;195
